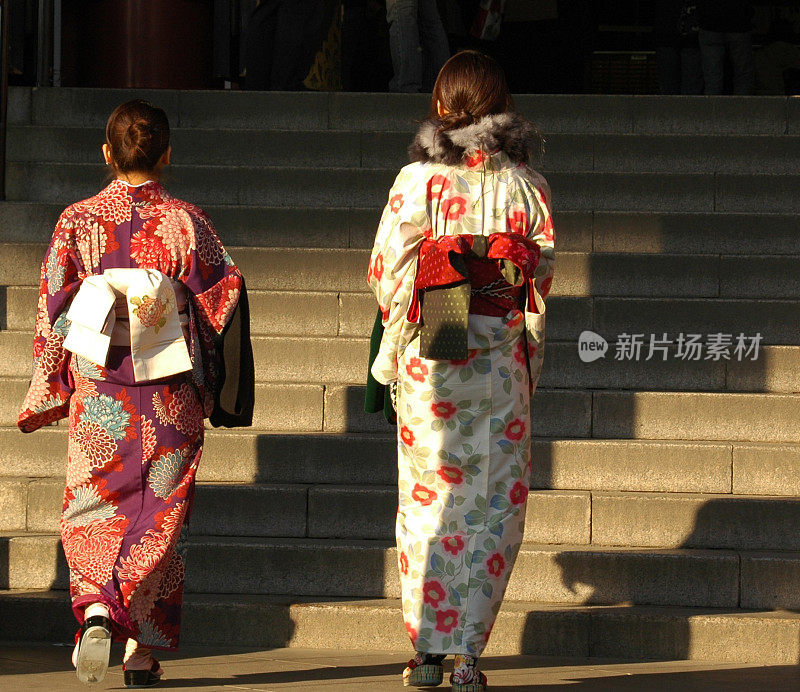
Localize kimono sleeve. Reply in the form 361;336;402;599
367;165;429;384
522;170;556;395
526;170;555;303
182;211;244;335
18;210;85;432
180;211;247;417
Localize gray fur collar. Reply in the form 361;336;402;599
408;112;542;166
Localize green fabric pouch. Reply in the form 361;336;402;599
364;309;396;425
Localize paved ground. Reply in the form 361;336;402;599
2;643;800;690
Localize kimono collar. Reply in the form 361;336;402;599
105;178;165;198
408;112;543;168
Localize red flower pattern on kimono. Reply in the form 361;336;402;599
443;535;466;556
486;552;506;577
431;401;457;419
411;483;438;506
372;253;384;281
389;194;404;213
399;551;410;575
505;418;526;441
405;621;418;644
61;515;130;587
509;481;528;505
400;426;416;446
541;215;554;241
465;150;486;168
437;466;465;485
440;196;468;221
423;580;446;608
505;310;524;329
540;274;553;299
427;175;451;200
405;357;428;382
435;609;460;634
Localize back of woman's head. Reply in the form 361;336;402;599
430;50;512;132
105;99;170;174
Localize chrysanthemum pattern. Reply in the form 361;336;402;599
70;420;116;469
167;384;203;437
195;277;241;333
81;394;130;440
148;450;186;499
196;217;224;266
61;515;129;586
131;229;172;269
74;217;112;271
153;208;196;259
141;416;157;463
135;618;173;649
118;529;170;584
63;485;117;527
128;570;162;623
84;181;132;225
152;391;173;426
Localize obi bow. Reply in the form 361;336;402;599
408;232;541;360
64;268;192;382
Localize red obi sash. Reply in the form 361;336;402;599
408;232;542;322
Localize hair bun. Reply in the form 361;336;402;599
105;99;170;174
125;119;153;153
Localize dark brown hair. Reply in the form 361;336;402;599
429;50;513;134
105;99;170;174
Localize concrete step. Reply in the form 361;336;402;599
10;163;800;213
3;426;799;494
4;243;800;300
10;126;800;175
0;531;765;609
10;88;797;136
2;203;799;257
9;476;800;552
6;591;800;664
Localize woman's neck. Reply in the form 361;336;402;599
116;171;158;186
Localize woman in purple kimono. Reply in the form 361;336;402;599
18;100;245;687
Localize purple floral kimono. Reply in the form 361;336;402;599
18;179;243;649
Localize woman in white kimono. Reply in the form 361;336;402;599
367;50;555;691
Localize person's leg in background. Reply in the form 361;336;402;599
243;0;279;89
418;0;451;91
698;29;726;94
725;31;755;95
271;0;328;90
387;0;423;92
342;0;368;91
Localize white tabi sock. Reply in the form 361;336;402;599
72;602;111;667
84;603;110;621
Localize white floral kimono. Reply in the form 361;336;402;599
368;112;556;656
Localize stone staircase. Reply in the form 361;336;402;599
1;87;799;663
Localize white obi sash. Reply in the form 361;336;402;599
64;268;192;382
